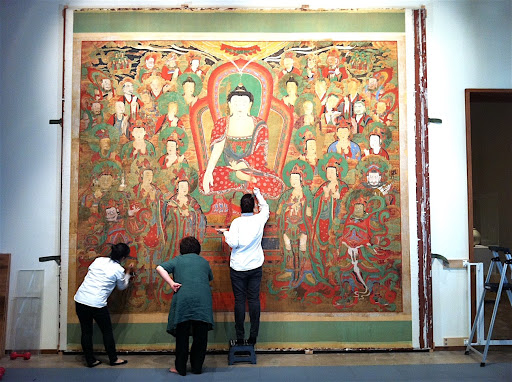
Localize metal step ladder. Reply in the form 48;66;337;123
465;246;512;366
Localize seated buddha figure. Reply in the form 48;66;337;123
199;84;284;199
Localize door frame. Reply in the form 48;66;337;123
465;89;512;325
465;89;512;262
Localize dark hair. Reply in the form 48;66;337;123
180;236;201;255
227;84;254;103
182;76;196;86
240;193;255;213
110;243;130;262
286;76;299;87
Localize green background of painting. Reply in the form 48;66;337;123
68;320;412;348
74;11;405;34
71;10;410;349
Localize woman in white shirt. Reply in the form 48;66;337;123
74;243;132;367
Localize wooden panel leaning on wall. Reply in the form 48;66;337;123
0;254;11;357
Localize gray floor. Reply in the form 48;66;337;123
3;363;512;382
2;348;512;381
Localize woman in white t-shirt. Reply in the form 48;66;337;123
74;243;132;367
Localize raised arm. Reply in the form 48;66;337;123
253;187;269;221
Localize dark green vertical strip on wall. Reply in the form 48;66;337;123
73;11;405;34
68;320;412;346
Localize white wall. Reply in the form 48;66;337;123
1;0;511;350
426;0;512;346
1;0;64;350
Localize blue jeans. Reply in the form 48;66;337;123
230;266;262;340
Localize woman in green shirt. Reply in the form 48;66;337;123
156;236;214;376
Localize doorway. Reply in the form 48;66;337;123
466;89;512;340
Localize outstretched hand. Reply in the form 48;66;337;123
253;187;260;195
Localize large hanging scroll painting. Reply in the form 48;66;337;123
68;11;410;350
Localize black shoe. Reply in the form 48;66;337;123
247;337;257;345
110;359;127;366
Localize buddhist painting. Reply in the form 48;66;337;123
72;37;406;321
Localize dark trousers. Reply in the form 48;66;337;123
174;320;209;376
230;266;262;340
75;302;118;366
